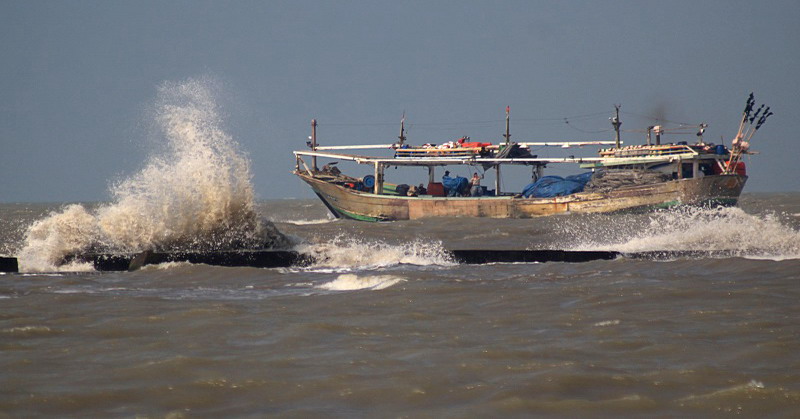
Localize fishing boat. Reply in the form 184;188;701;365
293;96;771;221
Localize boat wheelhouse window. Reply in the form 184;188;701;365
682;163;693;179
680;162;713;179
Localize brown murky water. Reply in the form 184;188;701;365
2;194;800;417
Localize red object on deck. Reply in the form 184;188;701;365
713;161;746;176
427;182;445;196
461;142;492;148
731;162;746;176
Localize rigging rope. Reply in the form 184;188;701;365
317;110;699;137
619;111;697;127
564;119;612;134
317;110;612;129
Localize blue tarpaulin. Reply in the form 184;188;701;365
442;175;469;196
522;172;594;198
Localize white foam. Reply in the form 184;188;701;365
1;326;53;335
678;379;766;403
571;206;800;260
17;77;286;272
317;274;406;291
594;320;621;327
295;236;454;271
282;219;335;226
139;261;194;271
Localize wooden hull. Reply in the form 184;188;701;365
296;173;747;221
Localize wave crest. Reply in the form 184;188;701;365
567;206;800;260
295;236;454;270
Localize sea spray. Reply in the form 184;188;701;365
18;77;289;272
559;206;800;260
294;235;454;271
19;205;100;271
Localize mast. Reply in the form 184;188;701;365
398;112;406;146
498;106;510;195
495;165;501;196
503;106;511;144
611;105;622;148
696;123;707;144
311;119;318;171
654;125;662;145
374;163;384;195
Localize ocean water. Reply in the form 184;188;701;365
2;78;799;417
2;196;800;417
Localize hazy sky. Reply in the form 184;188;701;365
2;0;798;202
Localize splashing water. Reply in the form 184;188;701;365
294;235;454;271
565;206;800;260
317;274;407;291
18;77;289;272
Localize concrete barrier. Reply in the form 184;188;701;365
62;249;621;271
449;249;619;264
67;250;315;271
0;257;19;273
9;249;733;273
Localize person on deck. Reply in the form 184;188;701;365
470;173;483;197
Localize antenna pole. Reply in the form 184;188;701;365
503;106;511;144
398;113;406;146
311;119;318;171
611;105;622;148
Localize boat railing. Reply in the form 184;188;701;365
295;150;605;166
315;144;395;150
599;144;700;158
395;148;482;158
